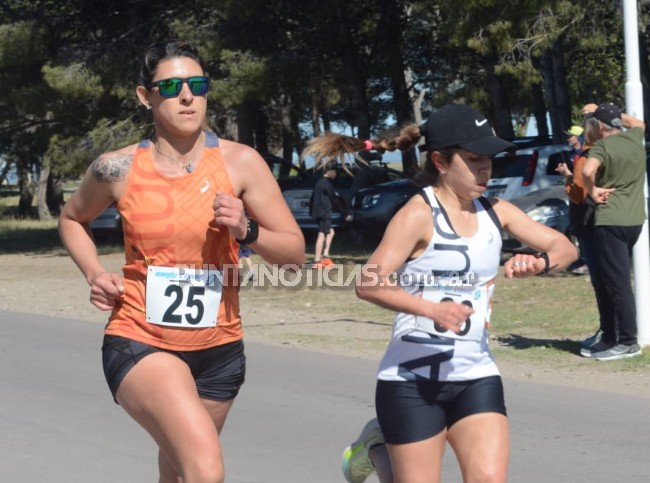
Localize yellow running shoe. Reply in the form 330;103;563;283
342;418;384;483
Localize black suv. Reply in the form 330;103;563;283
263;154;313;192
349;178;421;240
282;162;405;232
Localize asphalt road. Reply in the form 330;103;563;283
1;310;649;482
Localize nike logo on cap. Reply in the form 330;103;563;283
200;180;210;193
475;119;488;127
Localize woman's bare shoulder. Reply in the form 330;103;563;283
388;193;433;236
219;138;264;165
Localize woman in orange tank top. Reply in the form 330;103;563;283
59;40;304;482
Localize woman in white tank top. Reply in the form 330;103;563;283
303;103;578;483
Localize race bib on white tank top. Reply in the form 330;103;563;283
415;282;494;341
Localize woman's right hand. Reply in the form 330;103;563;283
426;300;475;334
89;271;125;311
555;162;571;177
590;186;615;204
581;103;599;116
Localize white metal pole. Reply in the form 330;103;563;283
623;0;650;346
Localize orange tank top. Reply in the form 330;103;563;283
105;131;242;350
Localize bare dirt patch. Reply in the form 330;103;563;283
2;251;648;399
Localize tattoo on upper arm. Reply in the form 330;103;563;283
91;154;133;183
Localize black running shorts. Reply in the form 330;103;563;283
316;217;332;234
102;335;246;403
375;375;507;444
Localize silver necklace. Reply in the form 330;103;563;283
152;135;202;173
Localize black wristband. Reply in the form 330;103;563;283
235;218;259;245
534;252;550;275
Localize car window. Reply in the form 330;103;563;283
311;169;354;189
546;151;572;174
270;163;296;181
385;170;404;182
272;161;304;181
492;153;531;178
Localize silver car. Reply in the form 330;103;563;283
485;137;571;201
501;180;570;252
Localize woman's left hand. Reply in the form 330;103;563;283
504;254;543;279
213;193;248;240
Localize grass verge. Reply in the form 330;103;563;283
3;221;649;375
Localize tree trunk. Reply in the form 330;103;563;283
484;57;515;139
408;67;426;126
530;56;550;137
281;94;295;162
0;158;12;186
333;5;371;139
532;85;549;138
236;102;256;147
551;39;571;140
46;172;64;216
254;109;269;155
378;0;418;175
18;169;35;219
310;86;322;137
380;0;412;126
407;68;427;175
37;165;52;220
541;48;569;143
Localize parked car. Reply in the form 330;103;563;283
350;137;573;244
263;154;313;192
283;162;405;232
484;136;572;200
349;178;421;240
501;180;570;252
90;202;123;241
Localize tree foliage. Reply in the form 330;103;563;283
0;0;647;216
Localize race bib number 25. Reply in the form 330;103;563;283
414;283;494;341
145;266;222;328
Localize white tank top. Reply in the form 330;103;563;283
377;186;503;382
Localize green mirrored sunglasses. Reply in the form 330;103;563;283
146;76;210;98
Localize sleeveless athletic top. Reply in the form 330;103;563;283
377;186;502;382
105;131;242;351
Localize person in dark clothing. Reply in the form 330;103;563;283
310;162;351;267
580;102;646;361
556;117;605;347
349;150;384;194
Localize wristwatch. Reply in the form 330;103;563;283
235;218;259;245
534;252;550;275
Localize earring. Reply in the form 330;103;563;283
146;104;152;110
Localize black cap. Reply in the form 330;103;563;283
593;102;622;128
420;104;514;155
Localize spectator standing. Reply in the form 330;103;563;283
349;149;384;194
565;124;585;160
559;124;587;273
238;243;255;281
308;162;351;268
556;117;606;347
580;102;646;361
